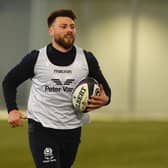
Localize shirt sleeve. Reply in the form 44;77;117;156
2;50;39;112
84;50;112;104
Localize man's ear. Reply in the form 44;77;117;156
48;26;53;37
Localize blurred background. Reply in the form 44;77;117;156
1;1;168;168
1;0;168;119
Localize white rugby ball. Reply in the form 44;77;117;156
72;77;100;113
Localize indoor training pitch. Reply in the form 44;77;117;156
1;120;168;168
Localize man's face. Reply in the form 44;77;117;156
48;16;76;50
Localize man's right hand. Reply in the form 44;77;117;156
8;110;27;128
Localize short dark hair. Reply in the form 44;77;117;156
47;9;77;27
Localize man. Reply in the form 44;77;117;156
2;9;111;168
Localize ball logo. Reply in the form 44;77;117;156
75;87;87;109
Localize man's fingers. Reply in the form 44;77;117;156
88;96;104;104
87;104;100;109
8;114;26;128
90;95;103;101
9;120;23;128
86;99;103;112
86;105;100;112
88;99;102;106
8;110;27;128
20;113;27;119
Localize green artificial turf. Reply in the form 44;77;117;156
1;120;168;168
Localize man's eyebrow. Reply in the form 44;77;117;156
60;23;75;25
59;23;75;27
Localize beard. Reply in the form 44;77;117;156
54;34;75;50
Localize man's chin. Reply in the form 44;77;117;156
63;40;74;49
62;44;73;50
65;38;74;44
55;38;74;50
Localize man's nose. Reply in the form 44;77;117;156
67;27;74;33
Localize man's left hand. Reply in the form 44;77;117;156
86;84;109;112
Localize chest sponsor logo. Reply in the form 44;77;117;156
45;79;75;93
53;69;72;74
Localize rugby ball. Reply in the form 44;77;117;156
72;77;100;113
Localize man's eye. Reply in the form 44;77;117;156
71;26;75;29
60;25;66;29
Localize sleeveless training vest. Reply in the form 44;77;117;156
27;45;89;129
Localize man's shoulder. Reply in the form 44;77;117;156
74;45;93;57
82;49;97;63
20;50;39;67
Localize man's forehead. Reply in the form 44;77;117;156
54;16;75;24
